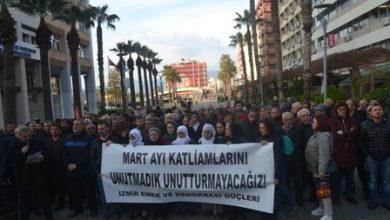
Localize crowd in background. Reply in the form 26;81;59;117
0;96;389;220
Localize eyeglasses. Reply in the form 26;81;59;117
338;108;347;111
216;126;223;129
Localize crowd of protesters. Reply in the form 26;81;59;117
0;96;389;220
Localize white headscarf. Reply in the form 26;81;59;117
172;125;191;145
127;128;144;147
199;123;216;144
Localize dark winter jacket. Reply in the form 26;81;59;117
91;135;117;175
63;131;92;177
257;133;284;181
8;138;49;191
360;118;390;161
330;116;359;168
240;120;259;142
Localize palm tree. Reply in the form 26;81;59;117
301;0;313;100
54;5;89;118
234;10;256;103
125;40;136;109
271;0;284;98
140;45;151;108
218;55;236;99
229;32;249;104
146;50;157;106
15;0;68;120
85;4;119;114
162;65;181;106
0;0;17;123
249;0;264;105
152;57;162;105
111;42;128;113
133;41;145;108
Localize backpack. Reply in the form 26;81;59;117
282;135;294;156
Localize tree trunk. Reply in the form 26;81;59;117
153;69;159;106
36;18;54;120
250;0;263;105
148;62;155;106
240;42;249;104
142;59;150;108
67;25;82;119
127;56;136;109
245;29;256;104
271;0;284;99
0;7;17;123
168;81;172;106
118;57;128;113
301;0;313;100
350;67;362;98
136;56;144;108
96;24;106;114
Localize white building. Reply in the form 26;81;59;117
277;0;390;72
312;0;390;61
0;0;96;128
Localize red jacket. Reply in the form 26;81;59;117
329;116;359;168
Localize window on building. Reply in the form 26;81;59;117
31;36;36;45
379;6;389;21
79;45;87;58
359;14;369;29
22;33;30;43
51;34;60;51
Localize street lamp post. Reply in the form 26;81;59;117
314;3;332;101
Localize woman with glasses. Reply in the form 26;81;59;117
329;102;359;205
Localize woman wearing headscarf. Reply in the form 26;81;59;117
199;123;216;144
163;121;177;143
127;128;144;147
171;125;192;145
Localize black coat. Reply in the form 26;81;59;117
63;131;92;177
240;120;259;142
8;138;49;191
91;135;117;175
187;123;204;142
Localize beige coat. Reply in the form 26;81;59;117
305;131;332;174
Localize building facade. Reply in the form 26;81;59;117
279;0;304;70
0;0;96;128
257;0;278;78
171;58;207;89
312;0;390;60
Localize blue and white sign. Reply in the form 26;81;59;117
0;41;40;60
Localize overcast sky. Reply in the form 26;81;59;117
89;0;249;83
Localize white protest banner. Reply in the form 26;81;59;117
101;143;275;213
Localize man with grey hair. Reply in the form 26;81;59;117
291;102;302;116
279;111;304;207
8;126;53;220
297;108;316;201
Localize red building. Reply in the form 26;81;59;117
171;58;207;88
